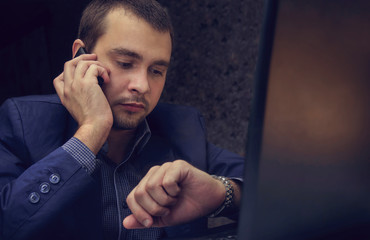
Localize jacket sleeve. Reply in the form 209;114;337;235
193;111;244;179
0;99;97;239
148;103;245;179
206;142;245;179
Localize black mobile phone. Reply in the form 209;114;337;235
74;47;104;86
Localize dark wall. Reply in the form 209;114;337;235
0;0;264;156
158;0;264;156
0;0;90;101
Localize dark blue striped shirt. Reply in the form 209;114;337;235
62;120;163;240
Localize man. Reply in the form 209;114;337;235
0;0;244;239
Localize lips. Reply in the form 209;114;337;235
120;102;145;112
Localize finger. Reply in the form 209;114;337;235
74;60;97;80
126;187;156;228
53;73;65;100
131;179;171;217
73;53;98;64
74;60;110;80
162;161;188;197
162;174;181;198
136;166;175;212
84;64;110;85
63;54;98;88
146;163;178;206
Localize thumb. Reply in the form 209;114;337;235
123;215;147;229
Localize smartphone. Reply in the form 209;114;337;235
74;47;104;86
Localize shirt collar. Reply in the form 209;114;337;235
99;119;152;164
133;119;152;154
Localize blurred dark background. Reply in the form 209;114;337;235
0;0;264;156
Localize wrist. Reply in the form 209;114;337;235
74;123;111;155
208;175;235;218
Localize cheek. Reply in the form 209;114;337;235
102;82;119;104
102;72;124;100
150;81;165;100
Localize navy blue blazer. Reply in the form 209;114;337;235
0;95;244;240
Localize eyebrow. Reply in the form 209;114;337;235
109;47;170;67
109;48;142;60
153;60;170;68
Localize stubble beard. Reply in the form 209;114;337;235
111;110;146;130
110;96;149;130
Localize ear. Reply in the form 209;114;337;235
72;39;85;58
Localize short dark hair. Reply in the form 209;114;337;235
78;0;173;52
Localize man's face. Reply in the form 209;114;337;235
92;8;172;130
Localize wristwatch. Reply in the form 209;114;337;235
208;175;234;218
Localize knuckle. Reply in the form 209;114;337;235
126;194;134;205
89;63;98;71
64;60;72;69
146;181;157;192
148;206;166;216
149;165;160;172
173;159;187;166
162;178;174;188
172;159;189;171
63;88;70;97
134;187;146;200
146;165;160;176
162;162;173;169
163;181;180;196
74;60;83;70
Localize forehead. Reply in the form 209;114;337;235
97;8;172;61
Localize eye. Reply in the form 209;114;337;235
149;67;164;77
117;62;133;69
152;69;163;76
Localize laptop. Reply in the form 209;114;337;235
239;0;370;239
167;0;370;239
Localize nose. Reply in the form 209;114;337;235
127;68;150;94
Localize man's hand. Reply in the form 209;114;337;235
53;54;112;154
123;160;228;229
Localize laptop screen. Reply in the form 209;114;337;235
239;0;370;239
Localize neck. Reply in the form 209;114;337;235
107;128;137;165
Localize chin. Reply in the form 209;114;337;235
112;114;145;130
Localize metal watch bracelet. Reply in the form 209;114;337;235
208;175;234;218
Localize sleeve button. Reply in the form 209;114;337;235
39;182;51;193
29;192;40;204
49;173;60;184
